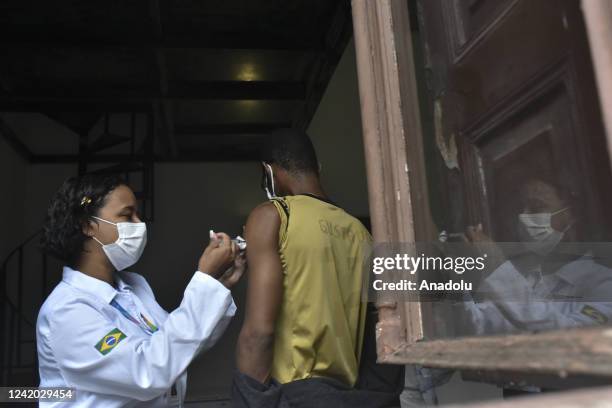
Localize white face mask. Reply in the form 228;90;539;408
261;162;277;200
518;207;569;256
91;216;147;271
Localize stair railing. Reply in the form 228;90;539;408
0;230;46;386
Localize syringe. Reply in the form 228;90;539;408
209;230;247;251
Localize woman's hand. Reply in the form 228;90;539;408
198;233;238;278
219;250;247;288
466;223;506;271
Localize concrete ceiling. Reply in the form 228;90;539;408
0;0;353;161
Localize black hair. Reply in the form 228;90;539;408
41;174;126;266
259;128;319;175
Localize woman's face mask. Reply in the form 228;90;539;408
91;216;147;271
518;207;569;256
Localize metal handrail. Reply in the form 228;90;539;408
1;230;41;270
1;229;44;385
1;230;43;326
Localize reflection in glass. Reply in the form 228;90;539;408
456;179;612;337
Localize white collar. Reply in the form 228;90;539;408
62;266;132;303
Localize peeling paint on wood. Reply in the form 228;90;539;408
434;98;459;169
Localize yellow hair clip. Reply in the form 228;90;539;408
80;196;92;207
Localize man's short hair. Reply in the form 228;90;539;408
260;128;319;175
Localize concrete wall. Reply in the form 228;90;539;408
1;113;79;243
136;162;262;400
308;39;370;218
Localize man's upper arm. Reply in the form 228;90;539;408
243;202;283;335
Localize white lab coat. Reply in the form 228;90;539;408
464;254;612;335
36;266;236;407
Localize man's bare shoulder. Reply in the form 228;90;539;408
245;201;281;247
247;201;280;224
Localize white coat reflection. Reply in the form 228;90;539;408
461;179;612;335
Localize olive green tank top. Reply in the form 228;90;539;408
269;194;371;386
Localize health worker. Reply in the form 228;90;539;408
36;174;244;407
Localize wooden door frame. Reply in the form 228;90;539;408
351;0;431;356
444;386;612;408
583;0;612;168
351;0;612;380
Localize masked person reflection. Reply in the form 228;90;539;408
37;175;245;407
462;179;612;335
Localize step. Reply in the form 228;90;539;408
89;132;131;152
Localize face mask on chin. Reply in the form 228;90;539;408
91;216;147;271
518;207;570;256
261;162;277;199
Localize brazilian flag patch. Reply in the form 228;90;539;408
581;305;608;324
95;328;126;355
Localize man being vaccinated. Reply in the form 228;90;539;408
233;129;396;407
